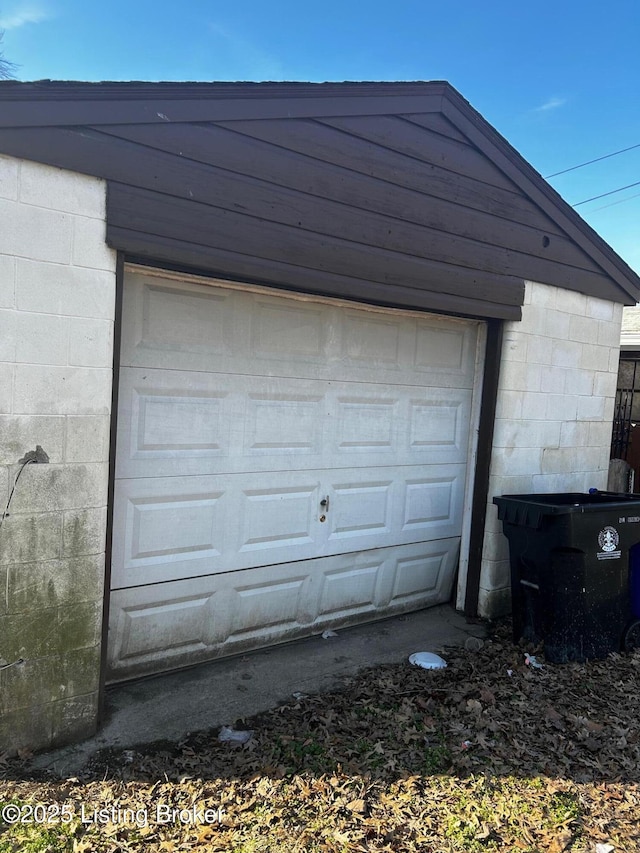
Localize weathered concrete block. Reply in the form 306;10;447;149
13;365;113;415
64;415;111;463
68;317;114;368
0;197;73;264
15;311;69;365
72;216;117;271
16;259;116;320
0;702;53;754
586;296;615;321
7;462;109;513
19;161;106;219
0;601;101;660
0;309;15;362
477;585;511;619
0;254;16;309
50;691;99;747
63;507;108;557
555;288;587;316
0;155;19;201
7;555;104;612
0;512;63;566
0;363;14;414
0;414;65;465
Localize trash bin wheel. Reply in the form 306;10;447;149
622;619;640;653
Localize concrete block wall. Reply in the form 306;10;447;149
479;280;624;618
0;155;116;753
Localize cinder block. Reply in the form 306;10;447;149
13;364;113;415
7;462;109;513
501;330;528;362
525;334;553;366
477;584;511;619
531;471;586;492
0;255;16;309
521;391;551;421
6;555;104;613
0;197;73;264
569;314;598;344
555;288;587;316
490;447;543;477
581;343;612;372
0;649;100;716
0;155;18;200
481;531;509;564
541;446;590;474
526;280;557;309
0;309;16;361
593;371;617;398
544;393;578;421
65;415;111;463
522;305;570;339
19;161;106;219
63;507;107;557
16;259;116;320
495;390;523;420
551;339;582;368
72;216;117;272
586;296;615;321
50;690;99;747
576;395;606;421
499;361;542;393
588;421;613;448
0;512;63;566
0;567;6;615
68;317;114;368
563;368;595;396
559;421;590;447
492;418;561;449
0;414;65;465
0;701;54;753
480;557;510;590
540;365;566;393
15;311;69;365
0;363;14;414
0;601;101;659
597;318;624;347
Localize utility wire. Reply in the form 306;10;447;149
572;179;640;207
591;190;640;213
545;142;640;178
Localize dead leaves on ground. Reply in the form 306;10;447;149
2;620;640;851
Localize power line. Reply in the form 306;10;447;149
545;142;640;178
573;179;640;207
591;190;640;213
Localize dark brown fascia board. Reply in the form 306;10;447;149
0;80;446;127
440;88;640;306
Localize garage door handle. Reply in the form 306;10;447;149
320;496;330;511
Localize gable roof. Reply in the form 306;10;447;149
1;80;638;320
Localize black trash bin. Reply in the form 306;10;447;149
493;491;640;663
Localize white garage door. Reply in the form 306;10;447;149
108;268;482;680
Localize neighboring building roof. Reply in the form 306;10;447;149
1;80;638;319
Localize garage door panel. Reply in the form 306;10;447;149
112;464;465;589
107;539;460;681
117;369;473;479
122;272;478;388
110;271;481;680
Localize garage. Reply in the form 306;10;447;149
108;267;482;679
3;80;640;751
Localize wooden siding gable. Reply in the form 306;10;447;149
0;80;638;317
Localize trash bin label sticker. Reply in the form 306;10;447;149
597;526;621;560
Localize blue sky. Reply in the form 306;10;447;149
1;0;639;275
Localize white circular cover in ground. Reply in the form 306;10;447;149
408;652;447;669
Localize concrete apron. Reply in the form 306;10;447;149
33;604;485;776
